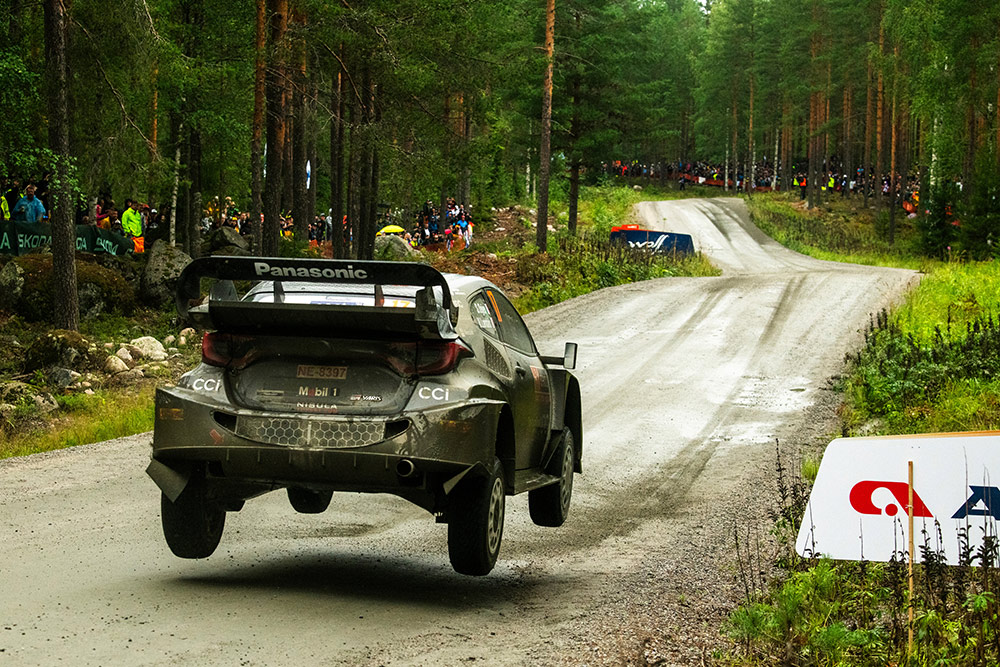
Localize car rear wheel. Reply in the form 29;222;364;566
528;427;575;527
161;476;225;559
287;487;333;514
448;457;505;576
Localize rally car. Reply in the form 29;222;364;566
148;257;582;575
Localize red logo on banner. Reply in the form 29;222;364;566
849;481;933;517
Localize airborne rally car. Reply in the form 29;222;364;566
148;257;582;575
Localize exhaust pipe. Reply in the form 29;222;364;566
396;459;417;478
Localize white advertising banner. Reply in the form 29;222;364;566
797;432;1000;565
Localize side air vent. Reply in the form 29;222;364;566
484;340;511;378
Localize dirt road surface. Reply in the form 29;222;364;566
0;198;916;665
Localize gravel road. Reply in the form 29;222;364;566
0;198;917;665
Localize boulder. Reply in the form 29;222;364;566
115;348;134;365
206;227;250;254
24;330;96;372
77;282;107;320
0;261;25;311
104;355;129;374
211;244;252;257
140;240;192;308
33;393;58;414
107;368;144;387
374;234;418;260
15;255;135;322
129;336;168;361
50;367;80;389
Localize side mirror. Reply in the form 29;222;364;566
563;342;578;370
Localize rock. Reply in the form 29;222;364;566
104;342;115;349
206;227;250;253
0;261;25;311
84;389;95;395
0;403;14;420
81;381;92;389
24;330;97;372
178;335;187;347
374;234;418;260
115;348;134;365
633;185;643;191
140;240;192;308
180;327;195;338
124;344;144;360
164;335;176;346
167;347;178;354
107;368;144;387
104;355;129;374
77;282;107;320
33;393;58;414
129;336;168;361
50;367;80;389
211;244;252;257
487;253;498;261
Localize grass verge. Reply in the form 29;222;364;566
721;193;1000;664
0;387;155;459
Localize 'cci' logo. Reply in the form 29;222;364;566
849;481;933;518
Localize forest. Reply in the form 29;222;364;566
2;0;1000;328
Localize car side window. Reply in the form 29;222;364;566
469;293;500;339
485;289;537;354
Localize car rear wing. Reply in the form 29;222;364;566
175;256;459;340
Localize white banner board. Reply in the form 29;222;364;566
797;432;1000;565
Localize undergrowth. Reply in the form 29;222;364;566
747;194;930;270
515;232;718;313
722;197;1000;665
844;261;1000;435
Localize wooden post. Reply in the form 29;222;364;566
908;460;915;658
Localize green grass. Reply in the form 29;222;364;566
843;261;1000;435
722;192;1000;666
0;387;155;459
746;193;932;270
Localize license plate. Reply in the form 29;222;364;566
296;365;348;380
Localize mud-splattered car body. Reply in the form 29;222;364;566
148;257;581;575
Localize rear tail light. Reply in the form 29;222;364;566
382;340;473;376
202;332;261;369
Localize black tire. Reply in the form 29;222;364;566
287;487;333;514
161;478;225;559
528;428;575;527
448;457;506;576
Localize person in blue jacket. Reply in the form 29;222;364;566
12;184;46;223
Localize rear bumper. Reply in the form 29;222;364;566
150;386;500;512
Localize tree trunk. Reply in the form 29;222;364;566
875;21;885;214
263;0;288;256
292;10;308;243
169;120;183;248
187;130;202;257
864;59;873;204
330;55;345;259
45;0;78;331
347;84;362;260
535;0;555;253
250;0;266;252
